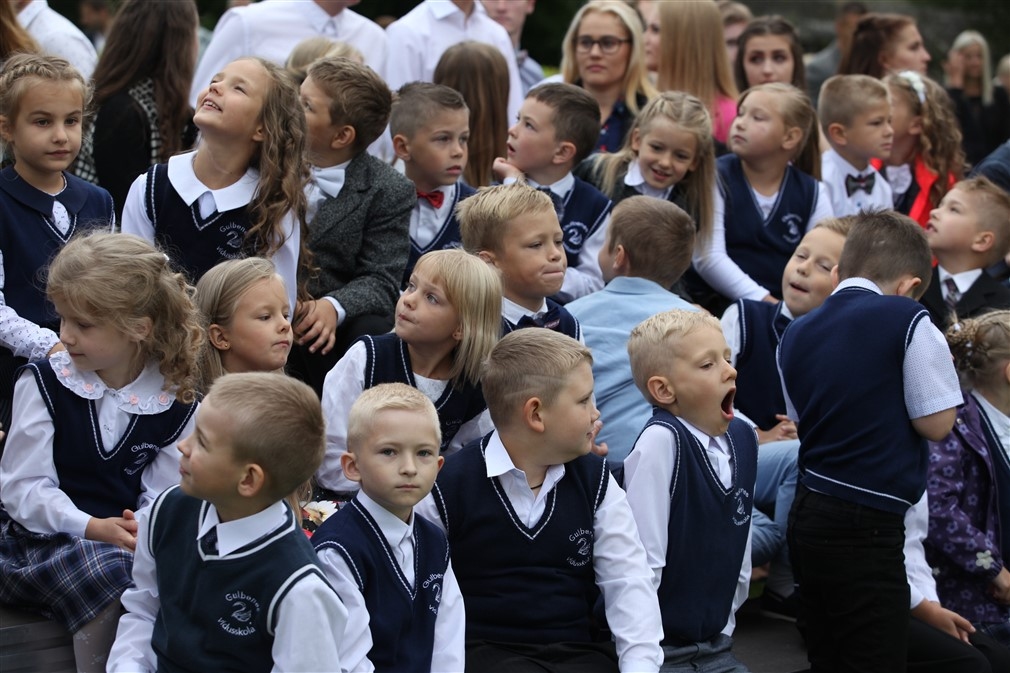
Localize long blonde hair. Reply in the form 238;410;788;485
949;30;993;105
652;0;739;107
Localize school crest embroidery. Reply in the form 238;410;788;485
731;487;752;526
566;527;593;567
422;572;444;615
217;590;260;637
563;221;587;254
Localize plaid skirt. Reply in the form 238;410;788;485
0;511;132;632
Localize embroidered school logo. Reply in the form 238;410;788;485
566;527;593;567
123;443;159;476
422;572;444;615
781;214;803;245
731;488;752;526
563;221;587;254
217;591;260;637
217;223;247;260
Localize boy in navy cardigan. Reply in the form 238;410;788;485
459;181;583;342
492;82;613;302
108;373;346;673
778;211;962;673
415;328;663;673
623;309;758;672
312;383;464;673
390;82;476;286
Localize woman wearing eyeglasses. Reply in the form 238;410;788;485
643;0;738;149
557;0;656;153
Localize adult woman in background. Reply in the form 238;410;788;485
557;0;656;153
944;30;1010;168
74;0;199;218
838;12;930;79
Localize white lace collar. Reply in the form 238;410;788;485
50;350;176;415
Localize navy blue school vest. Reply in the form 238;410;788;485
733;299;792;430
501;298;582;341
359;333;486;451
142;163;257;283
559;178;612;271
719;154;818;298
149;486;327;673
312;498;448;673
19;359;196;518
403;182;476;287
632;410;757;644
779;286;930;514
979;409;1010;563
431;435;609;644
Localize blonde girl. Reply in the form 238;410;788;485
576;91;716;247
877;71;964;228
0;232;202;672
693;83;833;312
0;54;114;440
195;257;292;394
926;311;1010;648
643;0;739;147
120;57;309;311
317;249;502;496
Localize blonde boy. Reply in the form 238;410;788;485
624;310;758;672
921;176;1010;327
108;373;346;673
819;74;894;216
312;383;464;673
415;329;663;673
458;181;583;341
390;82;475;284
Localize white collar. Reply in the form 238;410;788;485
299;0;346;31
483;430;566;485
826;148;873;178
199;500;289;557
357;490;414;548
16;0;46;26
502;296;548;324
50;350;176;414
624;161;673;200
833;277;883;295
167;151;259;211
678;416;728;455
937;266;983;294
527;172;574;200
311;160;351;199
427;0;488;22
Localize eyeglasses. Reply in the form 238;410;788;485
575;36;631;54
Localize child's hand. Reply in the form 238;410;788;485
293;299;338;355
990;566;1010;604
756;415;798;444
492;157;523;182
911;600;974;643
590;420;608;457
85;512;138;552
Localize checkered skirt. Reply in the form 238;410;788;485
0;511;132;632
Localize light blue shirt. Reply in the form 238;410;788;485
567;276;697;462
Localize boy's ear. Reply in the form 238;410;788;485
971;230;995;255
826;122;847;147
330;124;356;151
236;463;267;498
339;451;362;483
477;249;498;267
552;140;577;166
647;375;676;406
208;324;230;350
830;265;840;289
392;133;411;161
522;396;547;433
895;275;922;299
782;125;803;152
613;244;630;274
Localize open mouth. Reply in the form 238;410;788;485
721;389;736;420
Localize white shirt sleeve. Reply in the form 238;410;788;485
809;183;836;230
0;251;60;360
691;188;771;301
723;521;752;636
721;302;742;367
107;506;159;673
271;211;301;311
315;547;376;673
561;213;608;300
430;560;466;673
622;424;675;591
120;172;156;243
593;473;664;673
904;492;938;609
189;9;246;108
270;572;348;673
903;317;962;419
381;21;424;93
318;342;367;491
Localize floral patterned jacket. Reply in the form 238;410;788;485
925;392;1010;625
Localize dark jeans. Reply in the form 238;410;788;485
788;485;909;673
285;312;393;398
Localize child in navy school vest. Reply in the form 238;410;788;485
491;83;613;302
389;82;477;286
313;383;464;673
624;310;757;668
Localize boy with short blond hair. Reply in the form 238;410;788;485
390;82;475;285
108;373;346;673
493;82;614;301
819;74;894;216
623;309;757;672
312;383;464;673
921;176;1010;327
458;181;583;340
415;329;664;673
288;56;414;396
779;210;962;671
566;196;698;464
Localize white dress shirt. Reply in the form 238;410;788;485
190;0;387;107
937;265;983;303
904;492;939;610
383;0;523;123
411;184;457;249
624;161;673;201
317;340;493;491
414;431;665;673
108;498;347;673
120;151;299;310
820;148;893;217
314;492;466;673
623;419;754;637
0;351;194;538
17;0;97;80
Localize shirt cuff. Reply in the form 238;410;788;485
321;296;347;326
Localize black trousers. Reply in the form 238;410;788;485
285;312;392;398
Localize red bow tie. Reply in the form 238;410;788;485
416;189;444;209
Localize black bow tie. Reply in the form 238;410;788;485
516;306;562;331
845;173;875;197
